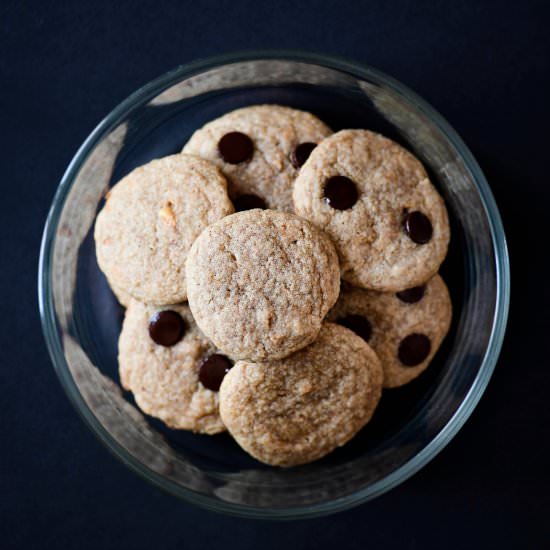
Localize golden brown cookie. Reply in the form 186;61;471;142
186;210;340;361
95;154;234;305
219;323;383;466
182;104;332;212
293;129;450;291
328;274;452;388
119;300;234;434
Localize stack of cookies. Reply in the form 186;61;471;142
94;105;452;467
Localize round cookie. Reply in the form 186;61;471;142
327;274;452;388
95;154;234;305
119;300;234;434
293;129;450;291
186;209;340;361
219;322;383;467
182;104;332;212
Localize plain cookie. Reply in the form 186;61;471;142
219;322;383;467
293;129;450;291
119;300;234;434
328;274;452;388
186;209;340;361
182;104;332;212
95;154;234;305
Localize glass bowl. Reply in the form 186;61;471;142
38;51;510;519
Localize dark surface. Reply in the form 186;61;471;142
1;1;549;548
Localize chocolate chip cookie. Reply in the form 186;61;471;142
119;300;234;434
186;209;340;361
95;154;234;305
293;129;450;291
328;274;452;388
182;104;332;212
219;322;383;466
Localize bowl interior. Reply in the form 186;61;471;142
41;56;503;518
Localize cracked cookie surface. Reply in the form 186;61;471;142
219;322;383;466
95;154;234;305
293;129;450;291
186;209;340;361
182;104;332;212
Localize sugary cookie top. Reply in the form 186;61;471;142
95;154;234;305
219;322;383;466
186;209;340;361
293;129;450;291
182;104;332;212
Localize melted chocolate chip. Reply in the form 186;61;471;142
337;314;372;343
404;211;433;244
233;194;266;212
398;333;431;366
290;142;317;168
396;285;426;303
323;176;358;210
148;310;186;347
218;132;254;164
198;354;233;391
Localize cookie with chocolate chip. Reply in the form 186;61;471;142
182;104;332;212
186;209;340;361
219;323;383;466
293;129;450;291
119;300;233;434
95;154;234;305
327;274;452;388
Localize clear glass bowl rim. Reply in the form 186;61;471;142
38;49;510;520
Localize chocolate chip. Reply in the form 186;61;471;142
323;176;358;210
148;310;186;347
198;354;233;391
396;285;426;303
404;211;433;244
398;333;431;366
233;194;266;212
290;142;317;168
337;314;372;343
218;132;254;164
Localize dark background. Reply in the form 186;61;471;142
1;1;549;548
